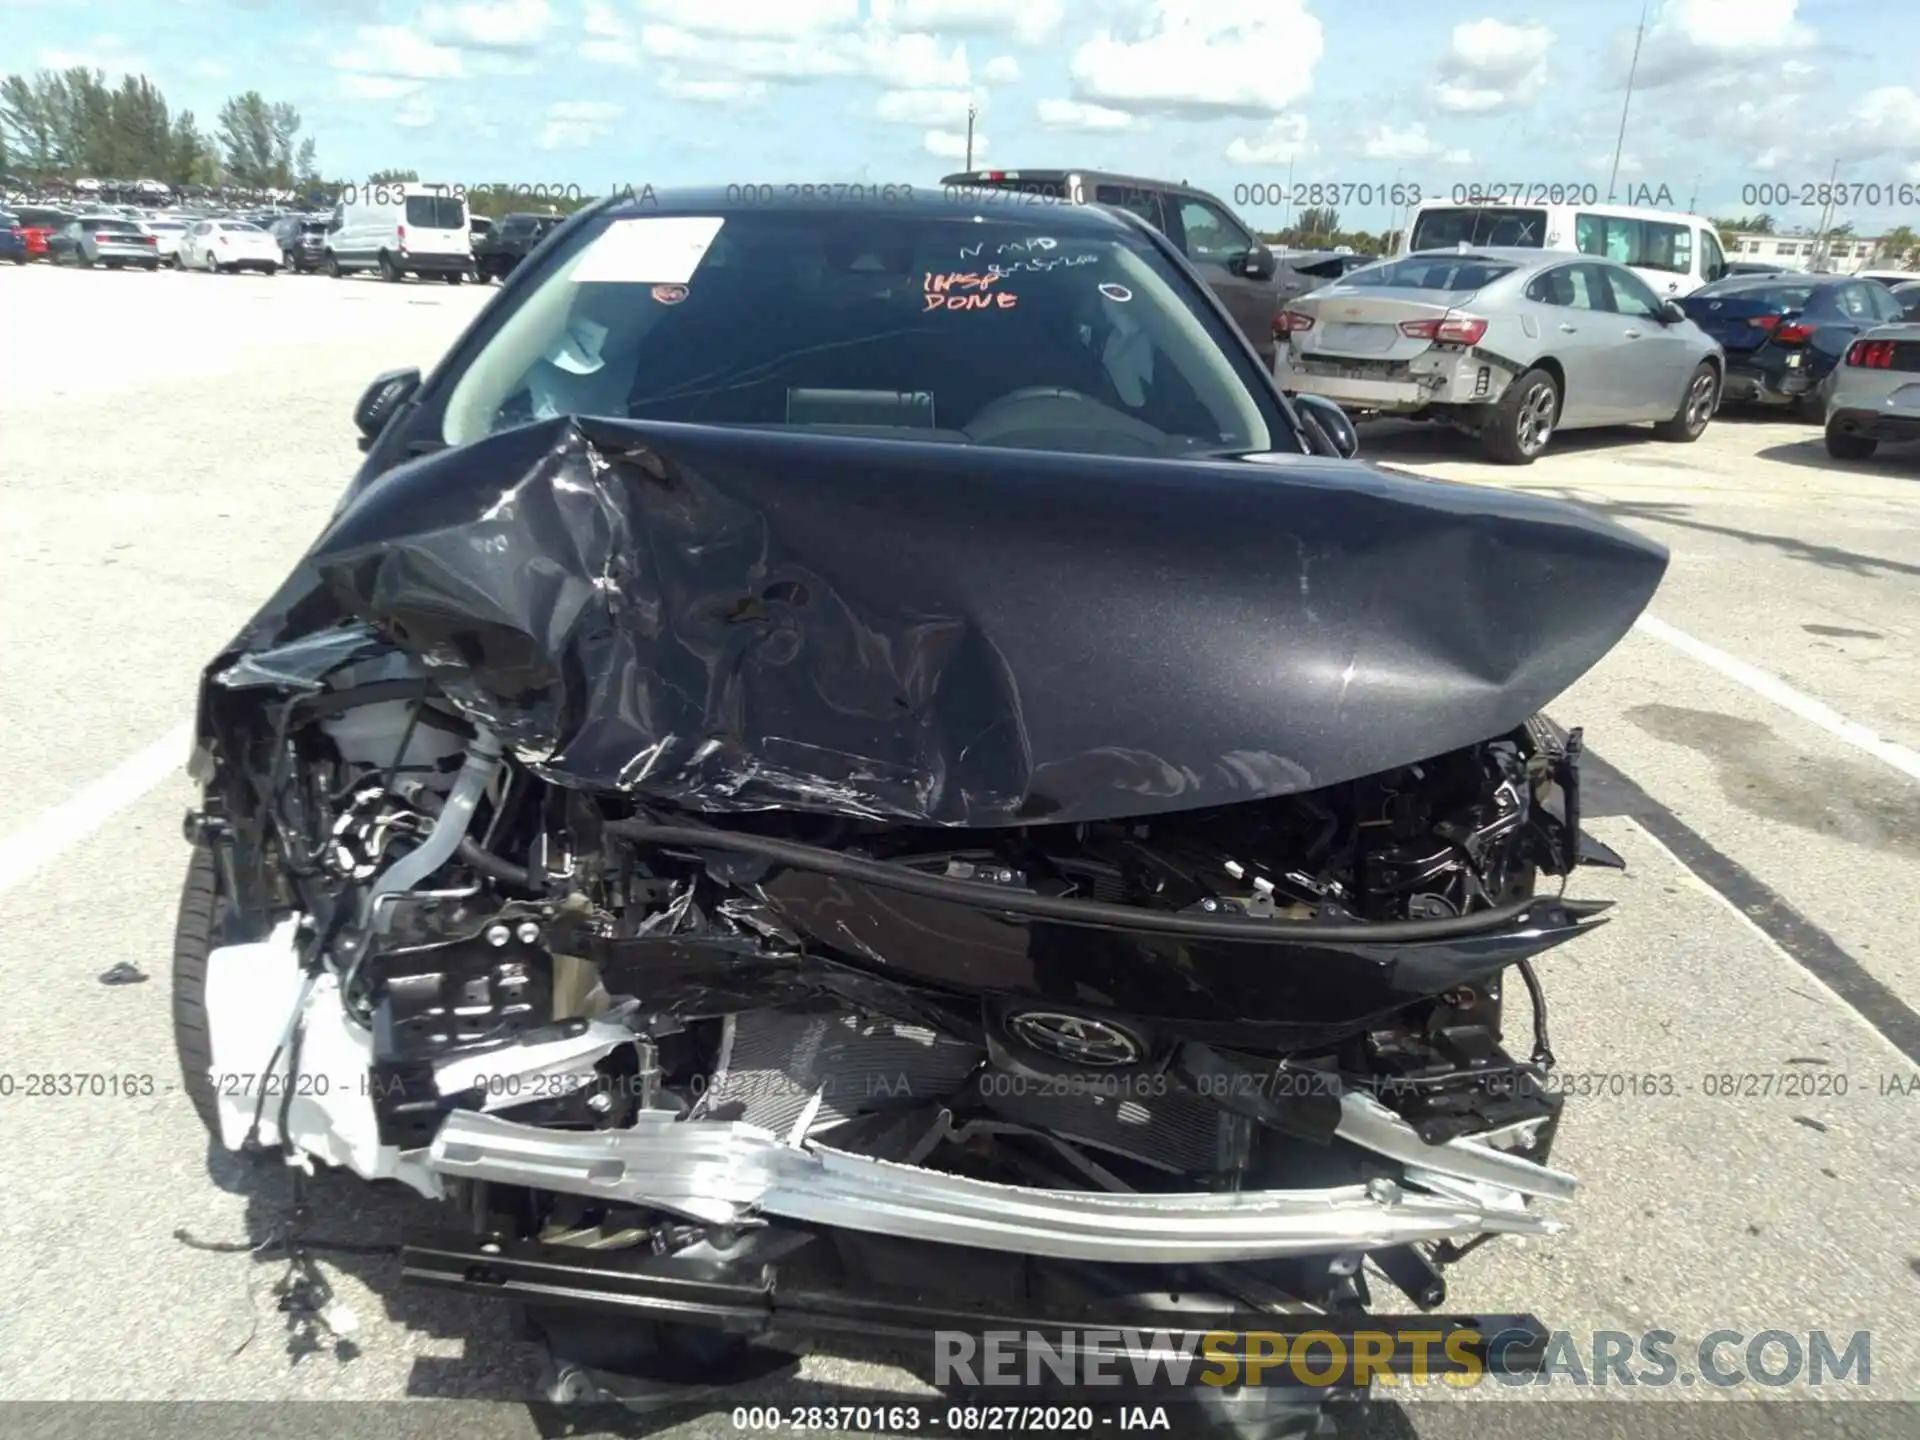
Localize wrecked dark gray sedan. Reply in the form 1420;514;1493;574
176;188;1667;1419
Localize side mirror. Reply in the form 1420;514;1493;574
354;367;421;451
1239;244;1276;281
1294;393;1359;459
1660;299;1687;325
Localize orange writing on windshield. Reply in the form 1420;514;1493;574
924;271;1018;311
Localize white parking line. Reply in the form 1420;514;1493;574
1634;614;1920;783
0;722;192;899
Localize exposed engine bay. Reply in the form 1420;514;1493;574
179;415;1667;1404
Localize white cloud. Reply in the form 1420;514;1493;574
982;54;1020;83
580;0;639;65
193;59;229;79
1361;123;1449;162
395;94;437;127
418;0;551;51
659;77;769;102
925;127;983;160
1632;0;1812;88
1036;98;1136;132
1432;19;1550;114
871;0;1064;47
1069;0;1323;118
634;1;860;37
864;31;972;88
39;35;145;72
1225;114;1312;166
1827;86;1920;163
877;89;976;126
340;74;423;101
332;24;467;82
537;98;625;149
1439;148;1473;165
1588;151;1644;175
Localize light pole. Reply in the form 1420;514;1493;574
1607;1;1648;204
965;104;976;171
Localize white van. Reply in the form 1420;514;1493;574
1401;200;1728;297
324;183;472;283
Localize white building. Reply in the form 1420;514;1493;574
1723;230;1911;275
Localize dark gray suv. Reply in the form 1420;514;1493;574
940;168;1378;362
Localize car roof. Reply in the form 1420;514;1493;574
938;167;1226;197
1701;271;1848;290
1399;246;1579;271
1413;198;1712;225
602;185;1143;238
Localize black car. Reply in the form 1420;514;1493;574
473;210;562;281
1893;280;1920;322
270;215;331;273
173;184;1663;1421
941;167;1319;362
1679;272;1909;417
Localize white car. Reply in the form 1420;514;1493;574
177;218;281;274
140;217;188;261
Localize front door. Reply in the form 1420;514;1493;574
1168;193;1272;356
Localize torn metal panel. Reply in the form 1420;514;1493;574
197;415;1668;825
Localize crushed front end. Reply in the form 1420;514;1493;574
178;416;1665;1410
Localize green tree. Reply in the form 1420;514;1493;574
107;74;173;178
367;167;419;184
217;90;304;188
1875;225;1917;266
1710;212;1775;235
1;71;73;173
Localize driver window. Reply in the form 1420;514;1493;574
1701;229;1726;281
1175;196;1252;265
1597;263;1662;318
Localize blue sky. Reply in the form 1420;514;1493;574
10;0;1920;233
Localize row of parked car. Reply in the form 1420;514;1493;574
0;198;564;283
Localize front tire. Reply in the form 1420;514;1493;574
443;270;464;284
1654;362;1718;442
1825;425;1878;461
379;250;403;282
172;842;223;1140
1482;367;1560;465
325;251;342;278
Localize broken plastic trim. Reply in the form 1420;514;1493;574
603;820;1577;943
426;1093;1569;1264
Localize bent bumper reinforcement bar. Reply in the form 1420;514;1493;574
399;1229;1551;1383
426;1090;1573;1264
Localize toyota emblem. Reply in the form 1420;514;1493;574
1005;1011;1146;1066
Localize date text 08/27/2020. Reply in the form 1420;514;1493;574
331;182;1085;208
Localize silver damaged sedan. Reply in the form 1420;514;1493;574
1275;247;1725;464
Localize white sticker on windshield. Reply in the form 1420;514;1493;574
570;216;724;285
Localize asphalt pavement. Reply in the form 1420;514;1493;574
0;263;1914;1439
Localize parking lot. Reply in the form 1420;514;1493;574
1;261;1916;1436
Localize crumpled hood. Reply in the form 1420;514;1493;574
209;416;1668;825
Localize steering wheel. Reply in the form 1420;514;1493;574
965;385;1171;454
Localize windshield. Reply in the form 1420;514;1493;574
87;219;140;233
406;195;467;229
440;209;1279;459
1409;206;1547;250
146;220;185;231
222;222;265;233
1341;255;1518;290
